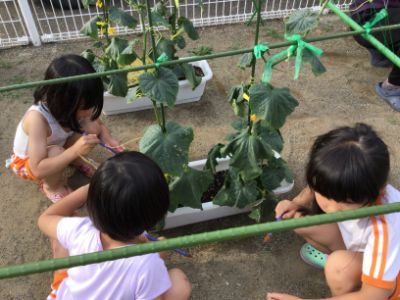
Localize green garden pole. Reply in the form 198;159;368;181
0;203;399;279
326;1;400;68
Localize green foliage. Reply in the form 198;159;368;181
80;16;99;39
249;83;299;129
169;167;213;211
139;67;179;107
188;46;213;56
238;53;253;69
139;121;193;176
285;9;320;35
303;48;327;76
108;7;137;29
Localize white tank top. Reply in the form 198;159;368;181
13;102;74;158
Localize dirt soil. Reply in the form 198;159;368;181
1;15;400;300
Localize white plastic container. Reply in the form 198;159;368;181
164;156;294;229
103;60;213;115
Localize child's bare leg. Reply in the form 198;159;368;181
324;250;362;296
295;223;346;253
40;146;68;195
163;268;191;300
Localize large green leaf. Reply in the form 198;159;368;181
214;170;259;208
260;158;293;191
175;36;186;49
139;121;193;176
180;63;202;89
169;168;213;211
248;193;277;222
139;67;179;107
109;7;138;29
223;130;274;182
107;72;128;97
249;83;299;129
105;37;129;61
80;16;99;39
151;12;170;27
303;48;327;76
285;9;319;35
237;53;253;70
205;143;225;173
117;41;138;66
253;120;284;153
178;17;199;40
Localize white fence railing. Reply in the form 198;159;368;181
1;0;352;49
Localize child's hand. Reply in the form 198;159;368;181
275;200;303;220
103;138;125;153
266;292;302;300
73;134;99;156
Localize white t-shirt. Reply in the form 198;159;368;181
56;217;171;299
338;184;400;290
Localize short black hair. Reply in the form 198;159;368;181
34;54;103;132
306;123;389;205
87;151;170;241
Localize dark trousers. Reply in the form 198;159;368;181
352;8;400;85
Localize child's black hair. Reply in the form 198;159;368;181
306;123;389;206
33;54;103;132
87;151;169;242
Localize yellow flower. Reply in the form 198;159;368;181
107;27;116;35
96;0;103;8
243;93;250;102
250;114;257;122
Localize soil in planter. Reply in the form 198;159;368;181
200;170;227;203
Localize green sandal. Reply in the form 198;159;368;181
299;243;328;269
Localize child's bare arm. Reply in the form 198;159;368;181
275;186;315;219
37;185;89;239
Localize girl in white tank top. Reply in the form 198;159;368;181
7;54;122;203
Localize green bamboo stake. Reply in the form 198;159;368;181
1;23;400;94
0;203;399;279
326;1;400;68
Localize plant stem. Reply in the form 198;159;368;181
248;0;262;134
102;0;110;44
145;0;167;132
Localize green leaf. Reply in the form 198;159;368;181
109;7;138;29
81;0;96;9
175;36;186;49
151;12;170;27
223;130;274;182
260;158;293;191
180;63;202;89
205;143;225;173
178;17;199;40
228;85;247;118
81;49;96;63
231;119;248;131
156;38;176;59
248;194;277;222
80;16;99;39
93;41;103;48
117;43;138;65
139;67;179;107
285;9;319;35
105;37;129;61
139;121;193;176
107;73;128;97
237;53;253;69
169;168;213;211
249;83;299;129
303;48;327;76
253;120;284;153
214;170;259;208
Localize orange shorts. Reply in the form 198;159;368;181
6;155;37;181
47;270;68;300
389;274;400;300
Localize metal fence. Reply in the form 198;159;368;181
0;0;352;48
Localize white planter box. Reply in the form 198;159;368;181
102;60;213;115
164;155;294;229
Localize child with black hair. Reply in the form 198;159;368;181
267;123;400;300
6;54;122;202
38;151;191;300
